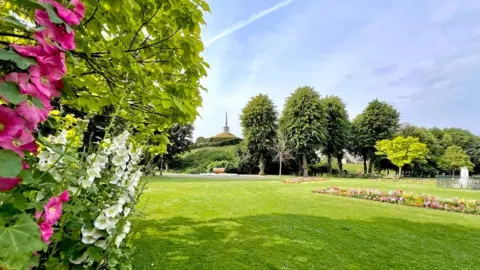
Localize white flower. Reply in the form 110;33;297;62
94;214;111;230
115;167;125;177
110;175;121;185
38;151;50;163
80;176;95;188
54;130;68;145
87;165;101;178
123;207;131;217
96;155;109;169
81;234;98;244
112;155;126;167
115;233;126;247
94;239;107;249
35;192;45;202
71;252;89;265
68;186;80;195
123;221;131;234
104;204;122;218
50;169;62;182
47;152;61;165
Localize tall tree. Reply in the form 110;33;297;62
322;96;350;173
376;136;429;176
240;94;277;175
438;146;474;177
351;99;400;173
279;86;326;177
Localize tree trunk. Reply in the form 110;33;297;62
327;155;332;174
302;153;308;177
368;156;373;174
259;153;265;175
160;155;164;176
337;155;343;172
363;155;368;174
279;155;283;176
452;170;455;179
165;162;169;172
399;166;402;177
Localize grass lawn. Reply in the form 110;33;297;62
130;177;480;269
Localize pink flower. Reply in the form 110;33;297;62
41;0;85;26
29;66;61;98
39;222;53;244
0;177;22;191
34;10;76;51
43;196;62;224
0;106;24;140
36;52;67;81
11;44;46;58
1;72;39;99
15;94;52;130
34;28;59;54
0;129;37;157
59;190;69;202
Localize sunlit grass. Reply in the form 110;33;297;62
131;177;480;269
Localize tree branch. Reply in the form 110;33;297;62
126;26;182;53
0;32;33;40
128;5;161;51
83;0;100;27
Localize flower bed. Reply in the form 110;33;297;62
314;187;480;215
283;177;327;184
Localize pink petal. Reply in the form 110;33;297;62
59;190;69;202
11;44;47;58
34;30;59;55
0;106;24;140
39;222;53;244
72;0;86;20
0;177;22;191
52;2;81;25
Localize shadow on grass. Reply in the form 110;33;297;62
130;214;480;270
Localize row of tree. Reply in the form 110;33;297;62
239;86;480;176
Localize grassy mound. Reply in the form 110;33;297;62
172;145;238;174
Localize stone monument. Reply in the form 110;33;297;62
459;166;469;188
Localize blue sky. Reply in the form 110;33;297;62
194;0;480;138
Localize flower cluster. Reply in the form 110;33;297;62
35;190;69;243
315;187;480;214
0;0;85;191
282;177;327;184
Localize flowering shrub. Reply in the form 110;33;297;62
315;187;480;215
0;1;145;269
282;177;327;184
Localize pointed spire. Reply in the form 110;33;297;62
223;112;230;133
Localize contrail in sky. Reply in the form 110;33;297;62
205;0;296;47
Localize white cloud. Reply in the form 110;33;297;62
204;0;296;47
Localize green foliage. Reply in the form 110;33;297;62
279;86;326;176
438;146;474;175
0;150;23;178
0;48;37;70
321;95;350;171
194;136;242;148
376;136;429;174
351;99;400;173
172;146;238;173
0;82;27;105
164;124;194;162
240;94;277;175
0;213;45;269
2;0;211;154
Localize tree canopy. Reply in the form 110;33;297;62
438;146;474;176
376;136;429;175
321;95;349;173
240;94;277;175
350;99;400;173
1;0;210;150
279;86;326;176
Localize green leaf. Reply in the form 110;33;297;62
30;96;45;108
199;1;211;12
86;246;104;261
11;0;43;9
0;150;23;178
0;48;37;70
1;16;30;31
17;170;36;185
0;82;28;105
0;214;45;268
38;2;65;24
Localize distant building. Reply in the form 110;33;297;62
214;113;238;138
